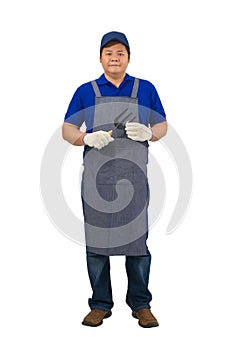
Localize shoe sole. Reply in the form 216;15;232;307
82;311;112;327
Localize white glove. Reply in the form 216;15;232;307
125;122;152;141
83;130;114;150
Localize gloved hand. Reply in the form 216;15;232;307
125;122;153;141
83;130;114;150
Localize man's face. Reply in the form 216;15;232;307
100;43;130;78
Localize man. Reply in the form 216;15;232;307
62;31;167;327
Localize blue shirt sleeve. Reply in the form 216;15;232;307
149;83;166;125
137;79;166;126
64;86;85;126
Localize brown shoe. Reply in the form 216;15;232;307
82;309;112;327
132;308;159;328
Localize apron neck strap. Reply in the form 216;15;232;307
91;77;139;98
91;80;102;97
131;78;139;98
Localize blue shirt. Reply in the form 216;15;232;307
64;73;166;131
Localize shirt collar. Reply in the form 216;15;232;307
96;73;134;85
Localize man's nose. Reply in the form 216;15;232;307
111;56;119;61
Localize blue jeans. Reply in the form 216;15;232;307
86;252;152;312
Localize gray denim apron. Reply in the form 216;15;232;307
82;78;150;256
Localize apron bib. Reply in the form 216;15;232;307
82;78;150;256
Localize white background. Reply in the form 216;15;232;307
1;0;234;348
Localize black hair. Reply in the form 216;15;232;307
100;40;130;59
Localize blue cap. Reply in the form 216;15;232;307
100;31;130;49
